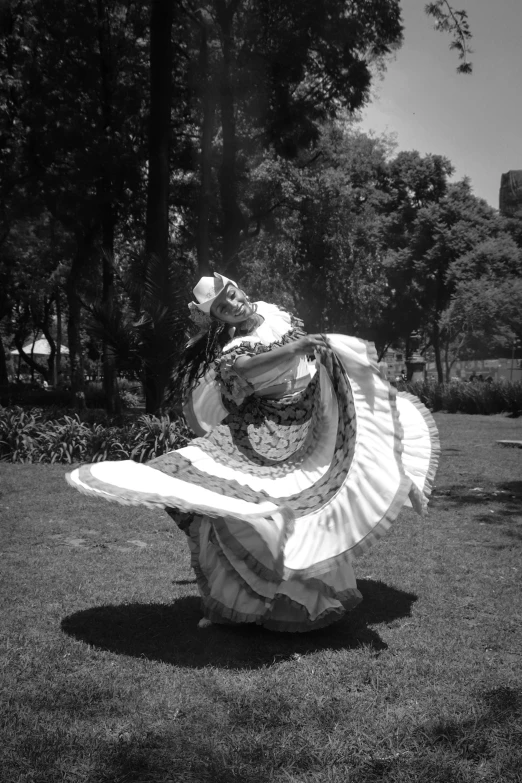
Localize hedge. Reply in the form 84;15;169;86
0;407;190;464
403;379;522;417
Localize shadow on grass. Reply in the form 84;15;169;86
61;579;417;670
433;480;522;542
418;686;522;758
354;685;522;783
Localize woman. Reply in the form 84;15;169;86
67;272;439;632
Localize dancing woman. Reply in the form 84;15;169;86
67;272;439;631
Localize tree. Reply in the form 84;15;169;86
178;0;405;277
386;179;515;380
368;150;455;358
142;0;176;412
1;0;151;403
442;232;522;374
227;123;394;340
425;0;473;74
0;0;475;409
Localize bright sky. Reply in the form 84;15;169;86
358;0;522;209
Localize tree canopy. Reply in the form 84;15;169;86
4;0;510;409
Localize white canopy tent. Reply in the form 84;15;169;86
10;338;69;357
9;338;69;382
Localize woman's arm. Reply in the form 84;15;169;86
234;335;328;381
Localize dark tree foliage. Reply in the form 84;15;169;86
0;0;475;409
177;0;404;275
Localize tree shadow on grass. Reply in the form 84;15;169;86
418;685;522;756
61;578;417;670
433;480;522;543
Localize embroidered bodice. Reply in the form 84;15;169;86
215;302;313;405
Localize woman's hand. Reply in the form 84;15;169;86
289;334;329;356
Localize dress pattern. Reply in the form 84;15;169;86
66;301;439;631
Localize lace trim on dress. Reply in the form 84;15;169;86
219;353;256;405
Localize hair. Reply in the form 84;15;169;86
166;292;260;408
169;318;231;404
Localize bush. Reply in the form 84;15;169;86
0;408;41;462
85;379;143;409
120;389;142;409
0;380;141;409
0;385;72;407
405;379;522;416
36;415;93;464
0;407;190;464
127;414;190;462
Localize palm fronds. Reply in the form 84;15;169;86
87;253;190;412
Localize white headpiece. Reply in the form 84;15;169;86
188;272;238;327
191;273;237;313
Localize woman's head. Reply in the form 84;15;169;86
170;272;253;403
191;272;253;325
210;284;253;324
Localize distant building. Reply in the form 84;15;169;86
425;358;521;383
379;350;405;382
499;170;522;217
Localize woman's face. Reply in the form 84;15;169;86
210;284;254;324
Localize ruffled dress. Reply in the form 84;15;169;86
67;302;439;632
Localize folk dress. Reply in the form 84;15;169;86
67;302;439;632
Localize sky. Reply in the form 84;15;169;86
358;0;522;209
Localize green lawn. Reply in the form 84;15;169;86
1;414;521;783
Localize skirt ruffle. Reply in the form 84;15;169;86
66;336;439;631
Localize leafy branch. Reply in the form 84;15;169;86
425;1;473;74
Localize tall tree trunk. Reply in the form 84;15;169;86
55;292;62;385
433;271;446;384
101;234;121;413
97;0;121;415
66;239;89;404
196;21;215;278
13;336;48;381
37;297;56;382
432;321;444;383
144;0;174;413
444;340;451;383
0;331;9;386
216;0;244;277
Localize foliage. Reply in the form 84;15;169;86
239;124;395;338
379;176;516;379
447;276;522;348
404;379;522;416
239;128;518;375
127;413;189;463
425;0;473;74
0;384;106;408
0;0;477;408
178;0;405;273
87;252;190;413
0;407;190;463
0;408;41;462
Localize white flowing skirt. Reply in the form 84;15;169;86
67;336;439;631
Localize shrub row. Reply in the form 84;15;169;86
0;385;105;408
2;379;520;464
0;407;190;464
403;379;522;416
0;379;143;409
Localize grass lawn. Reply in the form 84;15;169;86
1;413;521;783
